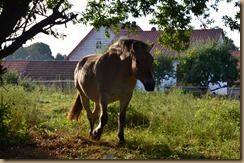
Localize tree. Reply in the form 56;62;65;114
6;42;54;60
0;60;7;86
177;41;240;93
224;35;239;50
153;53;174;89
36;42;52;58
55;53;66;60
222;1;240;31
0;0;78;59
81;0;240;52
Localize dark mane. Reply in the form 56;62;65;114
110;38;151;52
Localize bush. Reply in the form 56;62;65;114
2;70;19;85
2;70;36;91
0;85;43;145
0;96;12;145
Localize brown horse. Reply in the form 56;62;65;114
67;38;155;144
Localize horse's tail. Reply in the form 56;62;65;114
67;94;83;121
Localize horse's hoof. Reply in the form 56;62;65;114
89;130;93;136
91;130;101;141
118;139;126;146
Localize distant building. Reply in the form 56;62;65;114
66;22;224;61
3;60;77;85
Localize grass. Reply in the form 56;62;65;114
0;84;240;159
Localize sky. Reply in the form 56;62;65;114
25;0;240;57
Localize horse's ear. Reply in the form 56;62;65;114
131;41;140;51
130;41;138;53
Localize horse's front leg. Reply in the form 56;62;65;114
92;100;108;140
118;96;132;144
91;102;100;132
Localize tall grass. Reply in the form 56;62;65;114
128;90;240;159
0;84;240;159
103;89;240;159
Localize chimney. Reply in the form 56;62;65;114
131;21;137;27
121;23;125;29
151;27;156;31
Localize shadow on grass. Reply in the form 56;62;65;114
124;139;209;159
0;136;209;159
0;143;56;159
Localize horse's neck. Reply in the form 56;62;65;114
119;57;136;80
105;46;135;80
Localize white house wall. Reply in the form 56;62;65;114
68;27;115;61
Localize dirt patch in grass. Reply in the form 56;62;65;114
0;129;126;159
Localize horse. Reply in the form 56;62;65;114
67;38;155;144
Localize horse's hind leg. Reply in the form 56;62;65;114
79;93;93;135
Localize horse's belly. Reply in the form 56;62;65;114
79;77;99;102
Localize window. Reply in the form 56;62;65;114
96;40;102;49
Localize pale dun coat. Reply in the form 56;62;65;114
67;38;155;144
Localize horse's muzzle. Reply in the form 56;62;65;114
143;79;155;91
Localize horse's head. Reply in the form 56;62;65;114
130;40;155;91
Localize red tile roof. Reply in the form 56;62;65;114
3;60;78;81
114;28;224;55
3;60;30;77
67;27;224;60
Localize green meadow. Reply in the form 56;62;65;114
0;84;240;159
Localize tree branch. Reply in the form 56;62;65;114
0;4;77;59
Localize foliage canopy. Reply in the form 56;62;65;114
0;0;78;59
153;53;174;89
81;0;240;52
5;42;66;60
177;41;240;92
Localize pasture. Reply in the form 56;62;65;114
0;84;240;159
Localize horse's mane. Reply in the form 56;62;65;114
108;38;150;56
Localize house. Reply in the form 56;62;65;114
3;60;78;86
66;22;143;61
66;23;224;61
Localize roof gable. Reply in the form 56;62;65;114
66;27;116;61
66;23;143;60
